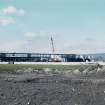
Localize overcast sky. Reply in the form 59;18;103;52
0;0;105;54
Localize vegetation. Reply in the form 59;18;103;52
0;64;90;73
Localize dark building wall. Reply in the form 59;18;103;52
0;53;88;62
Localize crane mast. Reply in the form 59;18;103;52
50;36;61;62
51;36;55;54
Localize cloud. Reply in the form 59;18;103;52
0;18;16;26
0;40;24;51
0;39;51;53
61;42;105;54
0;6;25;16
0;6;25;26
24;31;51;40
84;37;95;42
24;32;36;40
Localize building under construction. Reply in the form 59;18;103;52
0;52;91;63
0;37;91;63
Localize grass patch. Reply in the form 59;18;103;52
0;64;90;73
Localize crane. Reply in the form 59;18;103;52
51;36;55;54
49;36;62;62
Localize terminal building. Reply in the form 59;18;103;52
0;52;91;63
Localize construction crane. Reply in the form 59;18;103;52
49;36;62;62
51;36;55;54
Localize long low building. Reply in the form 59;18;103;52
0;53;91;63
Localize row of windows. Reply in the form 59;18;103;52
6;54;28;57
0;53;80;58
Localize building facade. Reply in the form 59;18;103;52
0;53;91;63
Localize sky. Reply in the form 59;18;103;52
0;0;105;54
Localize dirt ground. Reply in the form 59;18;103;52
0;69;105;105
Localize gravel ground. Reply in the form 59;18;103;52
0;68;105;105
